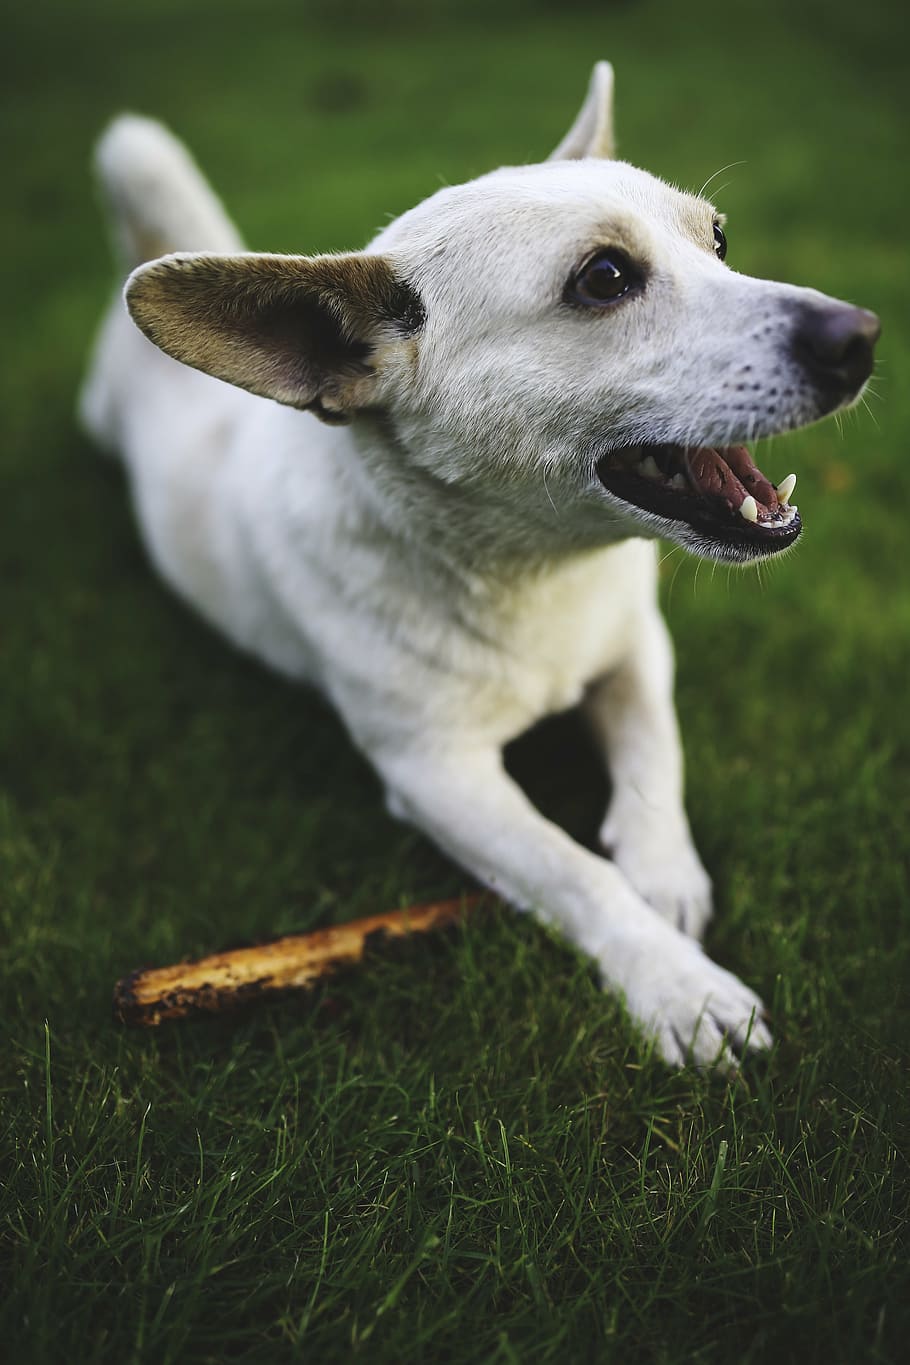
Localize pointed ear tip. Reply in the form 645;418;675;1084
124;257;199;330
123;262;152;312
124;254;174;302
124;252;216;312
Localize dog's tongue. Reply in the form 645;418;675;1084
686;445;780;515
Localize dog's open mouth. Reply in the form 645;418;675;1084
596;443;801;555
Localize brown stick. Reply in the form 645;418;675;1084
113;894;487;1027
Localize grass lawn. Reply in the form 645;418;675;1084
2;0;909;1360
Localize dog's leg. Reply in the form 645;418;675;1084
584;609;713;939
374;741;767;1068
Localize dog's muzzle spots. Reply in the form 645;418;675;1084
596;443;801;556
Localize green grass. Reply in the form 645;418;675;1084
2;0;909;1360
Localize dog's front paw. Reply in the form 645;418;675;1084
606;928;771;1071
599;819;713;939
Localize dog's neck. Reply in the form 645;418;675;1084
338;411;633;591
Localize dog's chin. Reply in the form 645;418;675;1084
596;442;802;564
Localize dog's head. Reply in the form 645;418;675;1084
127;63;879;565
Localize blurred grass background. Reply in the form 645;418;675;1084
1;0;909;1360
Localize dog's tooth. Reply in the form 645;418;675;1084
777;473;797;506
740;494;759;524
669;473;687;491
640;455;662;480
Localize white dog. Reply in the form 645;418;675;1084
80;63;879;1068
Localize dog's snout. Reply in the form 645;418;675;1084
792;302;880;399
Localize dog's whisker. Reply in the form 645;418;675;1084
541;461;560;517
665;546;688;615
697;160;747;200
858;393;880;428
710;178;737;202
693;555;704;597
755;557;769;592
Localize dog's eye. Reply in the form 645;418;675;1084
566;249;638;307
713;223;727;261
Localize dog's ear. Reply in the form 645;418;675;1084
125;251;424;422
549;61;615;161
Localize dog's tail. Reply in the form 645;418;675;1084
93;114;244;267
80;115;244;450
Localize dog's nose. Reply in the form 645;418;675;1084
793;302;880;397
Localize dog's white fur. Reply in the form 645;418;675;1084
81;64;868;1068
